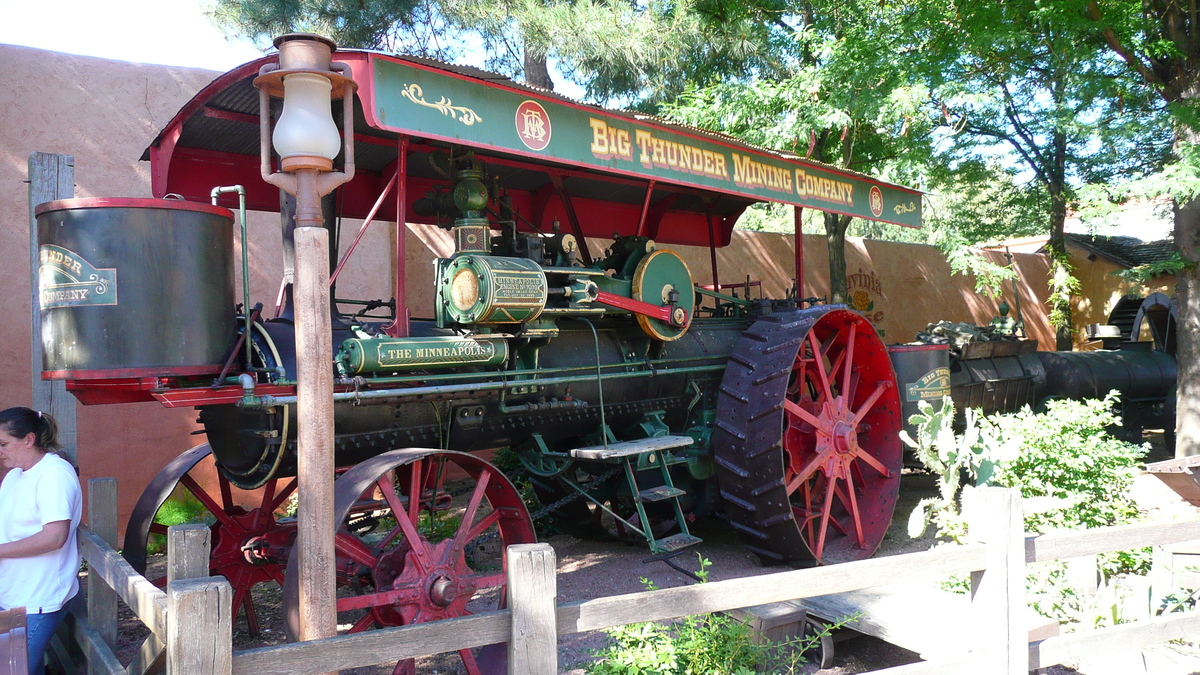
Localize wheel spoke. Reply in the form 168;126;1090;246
807;333;834;402
802;482;815;543
231;587;247;629
218;475;234;513
376;472;406;521
460;648;482;675
243;590;261;635
452;471;492;553
179;475;242;533
463;571;508;592
784;449;831;495
462;507;502;545
851;381;890;426
149;523;169;535
391;658;416;675
852;449;892;477
784;399;823;430
335;531;379;568
841;323;857;402
407;459;424;524
813;475;837;560
266;478;298;513
348;613;376;634
840;469;866;549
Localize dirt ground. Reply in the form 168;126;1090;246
98;433;1198;675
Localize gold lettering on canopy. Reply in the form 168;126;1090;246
795;169;855;207
630;127;728;180
731;153;795;195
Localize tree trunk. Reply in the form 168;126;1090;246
825;211;851;304
1174;109;1200;457
523;37;554;90
1047;170;1074;351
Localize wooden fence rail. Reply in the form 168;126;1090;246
228;486;1200;675
55;478;232;675
68;482;1200;675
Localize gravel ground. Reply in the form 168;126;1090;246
93;432;1200;675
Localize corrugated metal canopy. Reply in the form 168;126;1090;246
143;49;920;247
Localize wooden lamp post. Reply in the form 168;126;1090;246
253;33;356;652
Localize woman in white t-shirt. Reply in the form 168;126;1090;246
0;408;81;675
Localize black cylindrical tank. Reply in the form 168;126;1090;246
37;198;236;379
888;344;950;438
1034;350;1177;403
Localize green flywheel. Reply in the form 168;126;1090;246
631;249;694;341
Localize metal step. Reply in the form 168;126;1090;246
653;533;703;553
570;435;694;460
638;485;686;502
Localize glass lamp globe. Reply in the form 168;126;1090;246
272;72;341;167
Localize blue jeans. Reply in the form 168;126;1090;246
25;605;69;675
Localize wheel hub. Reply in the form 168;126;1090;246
428;575;458;607
831;418;858;455
370;539;477;626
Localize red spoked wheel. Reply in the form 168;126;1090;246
283;449;535;675
123;444;296;634
714;307;902;566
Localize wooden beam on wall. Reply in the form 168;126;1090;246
28;152;78;463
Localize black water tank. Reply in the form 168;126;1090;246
36;198;235;379
888;344;951;439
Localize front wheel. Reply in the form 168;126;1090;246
282;448;535;675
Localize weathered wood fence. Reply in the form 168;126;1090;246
64;482;1200;675
52;478;232;675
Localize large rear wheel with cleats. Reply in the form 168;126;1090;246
714;307;902;566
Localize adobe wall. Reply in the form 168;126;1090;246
0;45;393;531
4;44;1128;537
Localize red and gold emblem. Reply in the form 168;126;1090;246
868;186;884;218
515;100;552;151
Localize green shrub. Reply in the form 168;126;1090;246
147;487;211;555
905;392;1146;539
904;393;1153;623
585;557;825;675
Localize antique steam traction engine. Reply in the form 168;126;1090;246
37;34;925;670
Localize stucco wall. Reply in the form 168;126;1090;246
4;44;1120;537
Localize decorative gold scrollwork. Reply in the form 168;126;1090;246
400;84;483;126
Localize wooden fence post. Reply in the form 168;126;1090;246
507;543;557;675
86;478;118;675
128;525;213;675
28;151;78;464
167;524;211;583
166;577;231;675
966;487;1024;675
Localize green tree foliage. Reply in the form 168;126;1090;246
1075;0;1200;457
906;0;1172;346
533;0;939;302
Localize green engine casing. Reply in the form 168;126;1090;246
436;255;548;326
337;336;510;374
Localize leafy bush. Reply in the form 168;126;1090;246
986;394;1145;534
904;393;1146;540
904;393;1153;624
585;557;823;675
